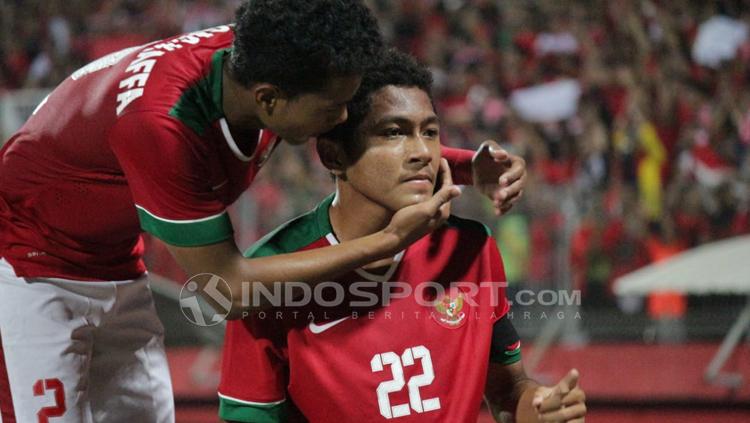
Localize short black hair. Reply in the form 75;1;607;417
323;48;434;147
230;0;383;96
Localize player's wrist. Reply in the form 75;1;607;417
371;228;403;258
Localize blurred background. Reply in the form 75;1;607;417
1;0;749;422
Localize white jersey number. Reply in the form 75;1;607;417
370;345;441;419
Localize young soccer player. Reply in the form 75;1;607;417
218;49;585;423
0;1;527;421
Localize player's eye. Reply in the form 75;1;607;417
423;128;439;138
382;127;403;138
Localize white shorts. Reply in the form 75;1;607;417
0;259;174;423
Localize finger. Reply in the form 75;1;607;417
438;158;454;187
539;403;587;422
429;186;459;220
494;190;521;211
537;392;563;413
558;369;580;394
494;178;524;202
493;199;515;216
498;157;525;186
494;192;522;216
428;159;460;210
561;388;586;406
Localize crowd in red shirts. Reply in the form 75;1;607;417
2;1;749;308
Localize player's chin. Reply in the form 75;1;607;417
395;191;433;208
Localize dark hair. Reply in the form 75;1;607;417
323;48;434;148
229;0;383;96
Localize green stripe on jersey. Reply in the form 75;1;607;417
218;396;287;423
490;344;522;365
137;206;233;247
168;48;226;135
244;194;334;258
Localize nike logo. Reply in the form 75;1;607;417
308;316;351;334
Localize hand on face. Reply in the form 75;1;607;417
383;159;461;252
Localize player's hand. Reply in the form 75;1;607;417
472;140;527;216
383;159;461;252
532;369;586;422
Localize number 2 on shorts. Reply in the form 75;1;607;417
33;378;66;423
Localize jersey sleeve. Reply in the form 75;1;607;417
490;315;522;365
441;146;474;185
108;112;233;246
218;318;289;422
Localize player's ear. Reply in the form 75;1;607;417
253;83;282;115
316;137;348;179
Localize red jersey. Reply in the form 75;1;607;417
0;26;475;282
219;195;519;423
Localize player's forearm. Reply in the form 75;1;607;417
167;232;400;318
485;362;541;423
231;232;398;309
487;379;540;422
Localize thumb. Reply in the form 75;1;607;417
557;369;580;395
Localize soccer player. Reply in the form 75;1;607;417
218;49;585;423
0;1;527;422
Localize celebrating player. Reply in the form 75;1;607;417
0;1;526;422
218;49;584;423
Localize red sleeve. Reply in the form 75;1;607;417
219;317;287;404
441;146;474;185
109;112;233;246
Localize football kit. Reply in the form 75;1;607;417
219;196;522;422
0;23;477;423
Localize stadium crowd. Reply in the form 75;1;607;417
2;0;748;312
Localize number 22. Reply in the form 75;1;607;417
370;345;440;419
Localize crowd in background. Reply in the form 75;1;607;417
2;0;749;320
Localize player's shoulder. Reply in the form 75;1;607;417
444;215;493;239
115;27;234;127
244;204;328;259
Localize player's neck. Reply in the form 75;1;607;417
328;186;393;243
329;189;397;269
222;63;265;132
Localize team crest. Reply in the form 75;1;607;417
432;289;467;329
